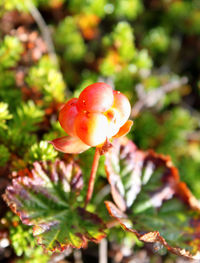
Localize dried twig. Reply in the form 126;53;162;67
187;131;200;142
131;77;188;118
74;249;83;263
49;248;72;263
99;239;108;263
27;1;58;67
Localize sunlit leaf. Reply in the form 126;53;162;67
49;136;90;154
105;138;200;259
105;138;153;211
105;201;200;260
3;160;106;252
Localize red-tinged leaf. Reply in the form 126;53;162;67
105;138;200;212
105;138;148;211
114;120;133;138
3;160;106;252
105;138;200;259
105;201;200;260
49;136;90;154
176;181;200;212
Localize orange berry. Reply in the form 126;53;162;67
58;98;78;137
77;82;114;113
75;111;109;146
105;107;121;138
113;91;131;126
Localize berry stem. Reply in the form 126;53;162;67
85;147;100;208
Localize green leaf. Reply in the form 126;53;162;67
105;138;153;211
0;102;12;129
3;160;106;252
55;17;86;62
105;138;200;259
0;36;23;69
6;212;50;262
112;0;143;20
26;56;66;103
0;144;10;166
105;201;200;260
12;101;44;133
27;141;58;163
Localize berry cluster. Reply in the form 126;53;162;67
51;82;132;153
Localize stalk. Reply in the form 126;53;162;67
84;147;100;208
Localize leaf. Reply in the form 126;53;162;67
105;138;200;259
105;201;200;260
114;120;133;138
0;102;12;129
49;136;90;154
105;138;149;211
105;138;200;212
3;160;106;252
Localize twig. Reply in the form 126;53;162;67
74;249;83;263
49;248;72;263
27;1;58;67
99;239;108;263
187;131;200;142
131;77;188;118
84;147;100;208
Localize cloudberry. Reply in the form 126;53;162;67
50;82;132;153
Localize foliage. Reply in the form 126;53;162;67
111;0;143;20
134;108;197;156
105;138;200;259
26;141;58;162
0;144;10;166
0;102;12;130
100;21;152;82
12;101;44;133
68;0;107;18
55;17;87;62
0;36;23;69
3;160;106;252
26;57;66;103
0;0;28;13
6;212;50;262
143;27;170;53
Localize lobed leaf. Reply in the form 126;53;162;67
105;138;149;211
3;160;106;252
105;201;200;260
105;138;200;259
